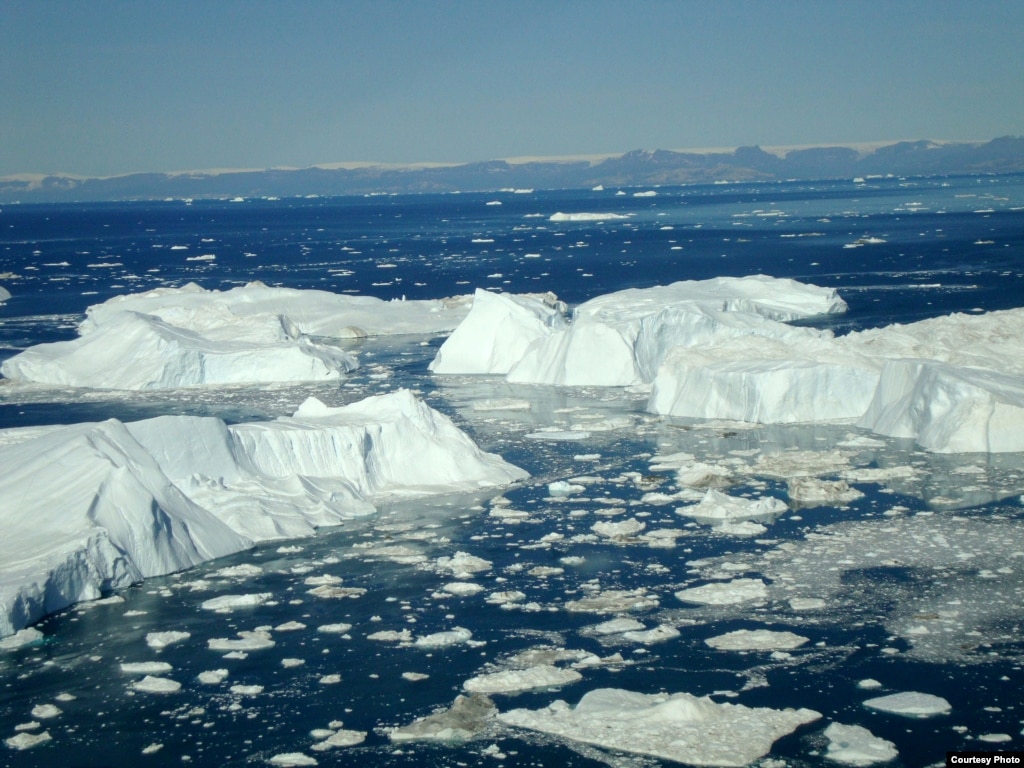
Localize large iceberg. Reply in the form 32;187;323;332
651;307;1024;452
432;275;846;387
0;390;527;638
1;282;475;390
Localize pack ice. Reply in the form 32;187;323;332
1;282;473;389
432;276;1024;452
0;389;527;638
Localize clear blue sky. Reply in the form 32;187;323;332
2;0;1022;177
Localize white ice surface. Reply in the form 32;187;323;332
498;687;820;766
0;390;526;638
0;284;10;303
862;691;951;717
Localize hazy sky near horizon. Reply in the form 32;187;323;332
2;0;1022;177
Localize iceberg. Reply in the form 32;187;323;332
0;390;526;638
429;289;566;375
433;275;847;387
498;688;820;766
0;284;10;303
1;310;359;389
1;282;475;390
652;306;1024;452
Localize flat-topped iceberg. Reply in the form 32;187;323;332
498;687;821;766
651;307;1024;452
1;282;475;389
0;390;527;638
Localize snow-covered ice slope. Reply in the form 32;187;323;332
0;390;527;638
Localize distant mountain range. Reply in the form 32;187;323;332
2;136;1023;203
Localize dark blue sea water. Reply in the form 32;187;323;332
1;175;1024;767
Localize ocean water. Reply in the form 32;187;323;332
1;174;1024;766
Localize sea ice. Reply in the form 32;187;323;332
0;627;43;651
120;661;174;675
704;629;809;651
146;631;191;649
4;731;52;750
131;675;182;694
389;694;497;743
463;665;582;694
0;284;10;303
677;489;788;524
862;691;951;717
498;687;821;766
675;578;769;606
207;631;275;652
823;722;899;766
414;628;473;648
201;593;274;612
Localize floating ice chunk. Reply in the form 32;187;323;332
463;665;582;694
678;490;787;523
704;629;809;651
621;624;681;645
0;285;10;303
141;743;163;754
310;729;366;750
146;631;190;649
274;621;307;632
402;672;429;682
823;722;899;766
592;518;646;539
441;582;485;596
198;669;229;684
201;593;274;612
498;687;821;766
676;578;768;606
430;289;565;375
415;627;473;648
789;597;827;611
230;684;264;695
787;478;863;507
586;617;646;636
549;212;630;222
281;658;305;668
5;731;52;750
30;704;61;719
120;661;173;675
367;629;413;643
435;551;492;578
547;480;585;497
486;590;527;605
268;753;318;766
0;627;43;651
862;691;951;717
132;675;181;694
208;631;275;652
677;462;734;488
978;733;1013;743
566;588;659;613
316;623;353;634
213;564;264;579
389;694;497;743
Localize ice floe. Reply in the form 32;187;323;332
704;629;809;651
463;664;582;694
823;722;898;766
498;687;821;766
389;694;497;743
0;389;525;638
862;691;951;717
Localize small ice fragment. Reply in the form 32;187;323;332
142;743;164;755
268;753;318;766
317;623;353;634
0;627;44;651
230;685;264;695
414;628;473;648
200;593;273;612
309;729;366;750
704;629;809;651
675;578;768;605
